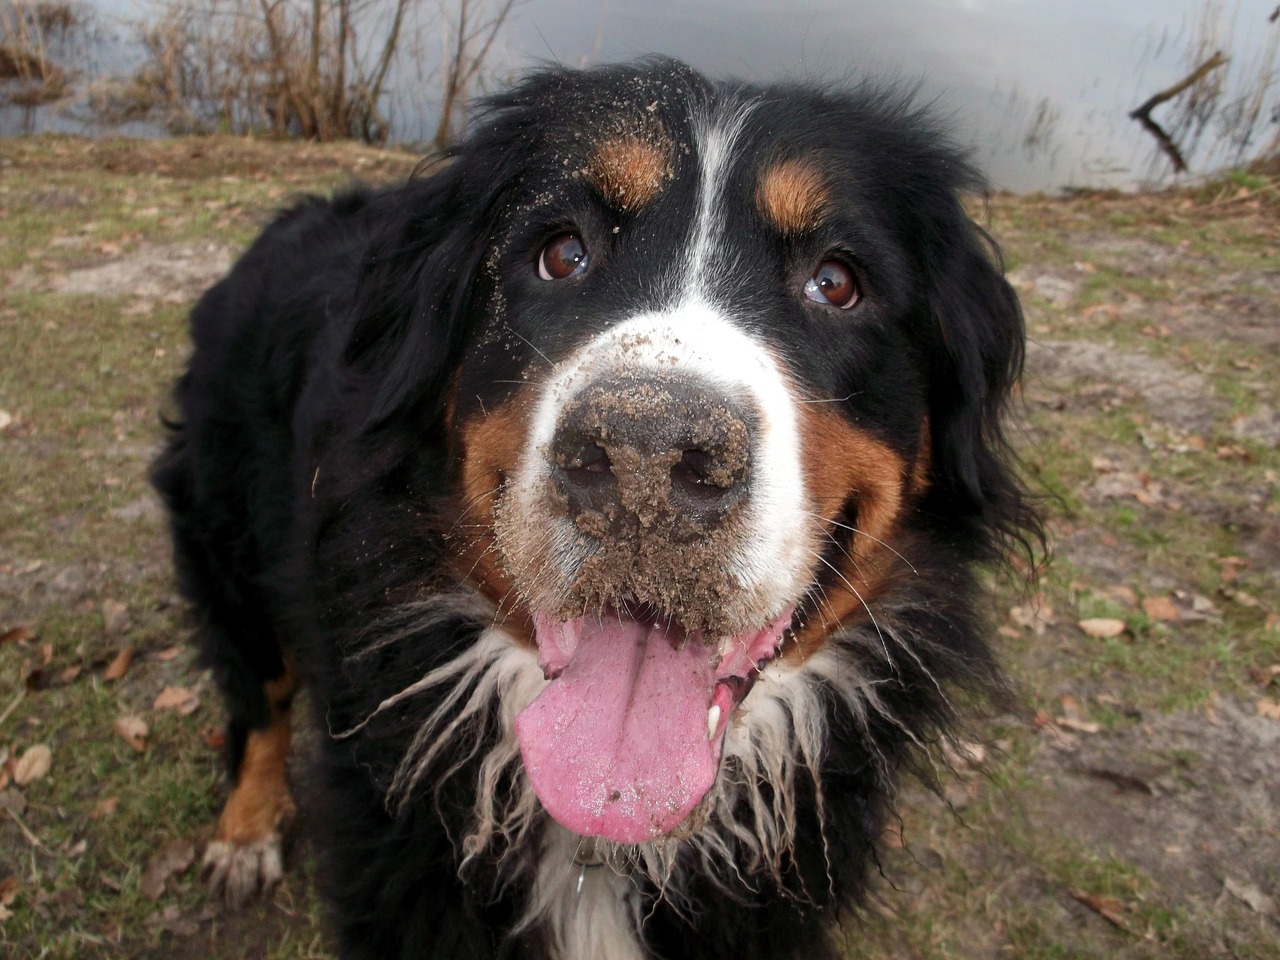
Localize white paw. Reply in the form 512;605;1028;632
202;833;285;908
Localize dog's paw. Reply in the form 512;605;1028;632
202;833;284;909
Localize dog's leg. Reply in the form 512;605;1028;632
203;665;296;908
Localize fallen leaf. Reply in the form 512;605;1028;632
1142;596;1180;622
12;745;52;786
1224;876;1276;916
0;876;17;906
152;686;199;714
101;600;130;636
140;839;195;900
1091;456;1118;473
103;646;134;682
1228;590;1260;608
91;796;121;819
1085;767;1154;795
1078;618;1127;638
114;715;148;752
1102;585;1138;607
0;626;36;646
198;727;226;751
152;646;183;662
57;665;82;685
1070;889;1129;929
1256;699;1280;721
1057;716;1102;734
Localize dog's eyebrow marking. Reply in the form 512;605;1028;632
756;159;830;234
585;137;672;212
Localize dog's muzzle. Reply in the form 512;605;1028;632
548;374;754;538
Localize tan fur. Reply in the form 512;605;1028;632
215;670;295;844
789;406;913;657
756;159;830;234
456;393;536;645
585;137;672;211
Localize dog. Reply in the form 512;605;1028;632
152;58;1038;960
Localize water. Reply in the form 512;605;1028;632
5;0;1278;192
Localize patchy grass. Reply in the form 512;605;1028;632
2;136;1278;958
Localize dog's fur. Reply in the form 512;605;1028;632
152;59;1038;960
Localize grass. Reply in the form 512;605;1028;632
2;136;1279;958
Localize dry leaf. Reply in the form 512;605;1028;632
57;665;82;685
1103;585;1138;607
0;875;17;906
152;686;199;714
1223;877;1276;916
1069;889;1129;929
140;839;196;900
152;646;183;662
1256;698;1280;721
199;727;226;751
1078;618;1127;638
103;646;134;682
1142;596;1180;622
91;796;121;819
114;715;149;752
101;599;130;635
1057;716;1102;734
12;745;52;786
0;626;36;646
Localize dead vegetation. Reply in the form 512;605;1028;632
86;0;522;145
0;0;77;109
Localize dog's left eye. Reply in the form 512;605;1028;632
804;260;860;309
538;233;590;280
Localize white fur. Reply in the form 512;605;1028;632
518;825;646;960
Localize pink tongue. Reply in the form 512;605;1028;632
514;616;721;843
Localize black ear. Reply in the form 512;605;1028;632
921;202;1040;561
340;98;545;433
340;172;498;433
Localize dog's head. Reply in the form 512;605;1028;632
336;60;1033;848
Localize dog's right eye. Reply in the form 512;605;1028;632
538;233;589;280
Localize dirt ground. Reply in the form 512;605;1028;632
0;137;1277;959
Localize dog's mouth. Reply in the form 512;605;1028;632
514;602;793;843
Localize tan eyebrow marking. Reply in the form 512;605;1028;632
756;158;830;234
585;137;672;212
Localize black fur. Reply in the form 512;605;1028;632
153;58;1038;959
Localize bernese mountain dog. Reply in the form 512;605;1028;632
152;58;1038;960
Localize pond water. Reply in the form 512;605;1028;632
4;0;1278;192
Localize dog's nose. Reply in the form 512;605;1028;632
549;376;752;533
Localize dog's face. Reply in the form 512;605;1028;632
346;62;1026;852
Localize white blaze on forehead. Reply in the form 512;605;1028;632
684;99;758;292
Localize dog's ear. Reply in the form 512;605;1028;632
340;165;506;433
918;195;1039;560
340;97;544;434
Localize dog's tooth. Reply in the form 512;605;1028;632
707;704;721;740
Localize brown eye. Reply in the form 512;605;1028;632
538;232;589;280
804;259;859;309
